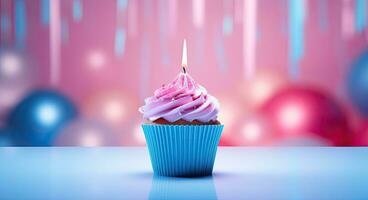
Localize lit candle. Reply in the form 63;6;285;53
181;39;187;73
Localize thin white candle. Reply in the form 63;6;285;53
181;39;188;73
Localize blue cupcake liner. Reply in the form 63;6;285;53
142;124;223;177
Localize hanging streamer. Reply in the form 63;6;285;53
117;0;128;10
223;0;233;36
234;0;242;24
288;0;305;80
140;0;151;99
243;0;257;79
193;0;205;28
355;0;366;32
194;31;205;66
14;0;26;49
115;0;127;57
115;28;126;57
281;0;288;36
159;0;169;65
223;16;233;36
73;0;83;22
168;0;178;37
318;0;328;31
140;36;150;100
1;0;11;43
0;15;11;40
128;0;138;37
215;29;228;72
342;0;355;38
41;0;50;25
61;19;69;44
50;0;61;86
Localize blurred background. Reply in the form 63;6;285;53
0;0;368;146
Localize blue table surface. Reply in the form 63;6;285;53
0;147;368;200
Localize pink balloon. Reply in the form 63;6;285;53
260;86;351;146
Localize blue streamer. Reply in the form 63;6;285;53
223;15;233;36
318;0;328;31
115;28;126;57
1;15;11;36
15;0;26;49
117;0;128;11
288;0;305;80
355;0;367;32
215;29;227;72
41;0;50;25
61;19;69;44
73;0;83;22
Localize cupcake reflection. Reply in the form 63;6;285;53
149;176;217;200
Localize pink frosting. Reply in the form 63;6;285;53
139;73;220;123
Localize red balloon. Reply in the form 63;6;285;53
260;86;351;146
352;119;368;146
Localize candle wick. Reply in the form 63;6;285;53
182;66;186;74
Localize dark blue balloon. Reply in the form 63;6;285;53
7;89;78;146
0;127;13;146
348;50;368;117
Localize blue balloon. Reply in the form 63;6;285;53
348;50;368;117
0;127;13;146
7;89;78;146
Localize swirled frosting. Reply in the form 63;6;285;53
139;73;220;123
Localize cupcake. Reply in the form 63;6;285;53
139;40;223;177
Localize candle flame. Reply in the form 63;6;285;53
181;39;187;68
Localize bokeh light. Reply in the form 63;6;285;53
278;102;307;132
36;102;61;127
0;49;36;122
55;118;118;146
217;96;243;145
133;124;146;146
217;97;242;132
0;52;22;78
82;89;136;128
103;99;125;123
242;120;262;142
238;70;287;109
236;115;274;146
87;50;106;70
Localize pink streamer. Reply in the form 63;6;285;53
243;0;257;79
193;0;205;28
234;0;243;24
50;0;61;86
128;0;138;37
342;0;355;38
168;0;177;37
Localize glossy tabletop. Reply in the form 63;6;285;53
0;147;367;200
